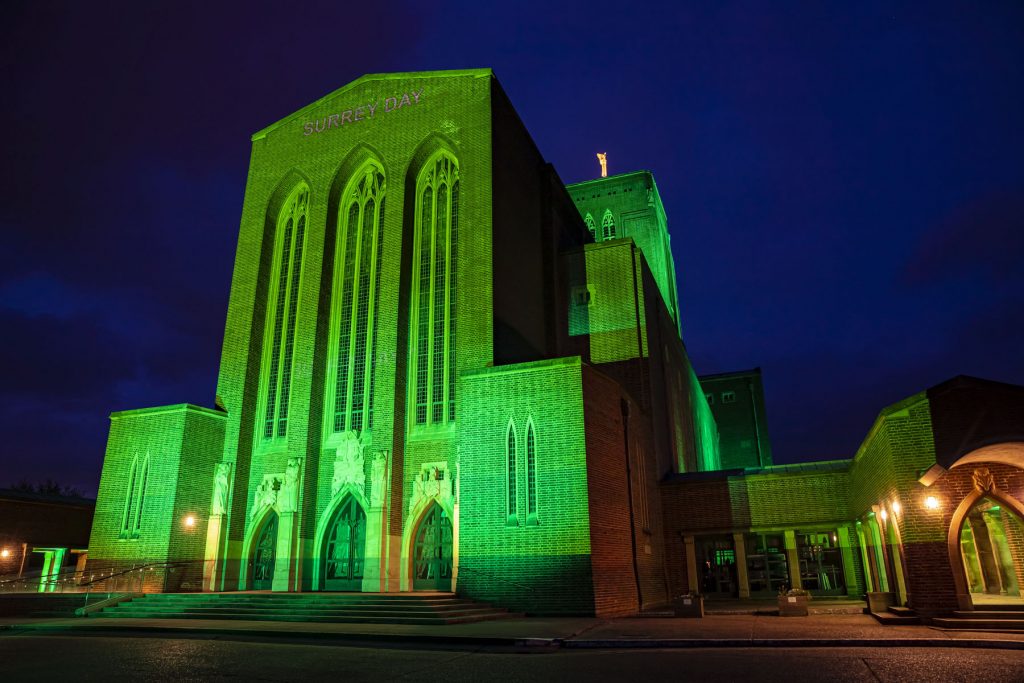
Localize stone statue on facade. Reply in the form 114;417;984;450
371;451;387;508
332;431;368;498
252;475;281;518
280;457;302;513
211;462;232;516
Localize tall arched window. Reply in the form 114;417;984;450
120;455;138;538
584;213;597;241
506;420;517;522
526;420;537;520
410;152;459;427
601;209;616;240
131;455;150;537
330;163;386;434
262;184;309;440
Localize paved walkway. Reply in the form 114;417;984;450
3;613;1024;650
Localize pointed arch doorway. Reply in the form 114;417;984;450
412;502;453;591
959;496;1024;605
249;511;279;590
323;495;367;591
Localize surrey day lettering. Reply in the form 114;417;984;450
303;88;425;137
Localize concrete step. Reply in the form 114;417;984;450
121;602;486;612
932;617;1024;631
103;606;505;618
951;610;1024;620
869;610;920;626
92;610;518;625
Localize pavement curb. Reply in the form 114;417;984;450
6;622;1024;651
564;638;1024;651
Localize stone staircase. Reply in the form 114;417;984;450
868;605;921;625
92;592;520;625
931;604;1024;631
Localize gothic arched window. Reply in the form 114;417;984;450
261;184;309;440
506;420;518;522
584;213;597;241
601;209;616;240
526;420;537;520
410;152;459;427
330;163;386;434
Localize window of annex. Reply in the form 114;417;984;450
409;151;459;430
326;162;386;436
259;184;309;441
601;209;616;240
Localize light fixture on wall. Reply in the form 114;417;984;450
879;509;888;521
0;548;9;559
892;501;901;515
924;496;940;510
183;515;196;528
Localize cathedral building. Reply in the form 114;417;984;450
85;69;1024;619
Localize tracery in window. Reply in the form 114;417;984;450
262;184;309;439
329;163;386;434
409;152;459;427
584;213;597;241
601;209;616;240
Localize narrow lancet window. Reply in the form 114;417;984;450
330;164;386;434
132;455;150;537
507;421;518;521
120;456;138;537
526;421;537;519
585;213;597;241
409;152;459;427
262;184;309;439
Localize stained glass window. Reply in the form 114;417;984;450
507;421;518;521
584;213;597;241
526;421;537;518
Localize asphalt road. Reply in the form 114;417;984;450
1;634;1022;682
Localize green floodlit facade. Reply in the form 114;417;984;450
87;69;722;614
84;69;1024;617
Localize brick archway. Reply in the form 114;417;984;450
945;461;1024;610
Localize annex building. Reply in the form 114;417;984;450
83;69;1024;618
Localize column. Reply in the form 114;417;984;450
784;530;801;590
733;532;750;598
837;526;859;597
684;535;699;592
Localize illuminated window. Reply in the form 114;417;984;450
262;184;309;439
330;163;386;434
584;213;597;241
507;420;518;523
120;455;139;538
601;209;616;240
722;391;736;404
526;420;538;520
410;152;459;427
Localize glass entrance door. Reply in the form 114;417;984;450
413;503;453;591
324;496;367;591
697;536;737;596
960;497;1024;603
250;512;278;590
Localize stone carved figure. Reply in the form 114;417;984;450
252;475;281;518
371;451;388;508
281;457;302;513
972;467;995;493
211;462;232;516
332;431;367;498
409;461;453;514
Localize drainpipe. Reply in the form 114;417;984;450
622;399;644;610
748;377;764;466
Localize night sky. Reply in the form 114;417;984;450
3;2;1022;495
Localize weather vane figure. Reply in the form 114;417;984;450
597;152;607;178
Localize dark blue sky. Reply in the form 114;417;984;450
2;2;1022;494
